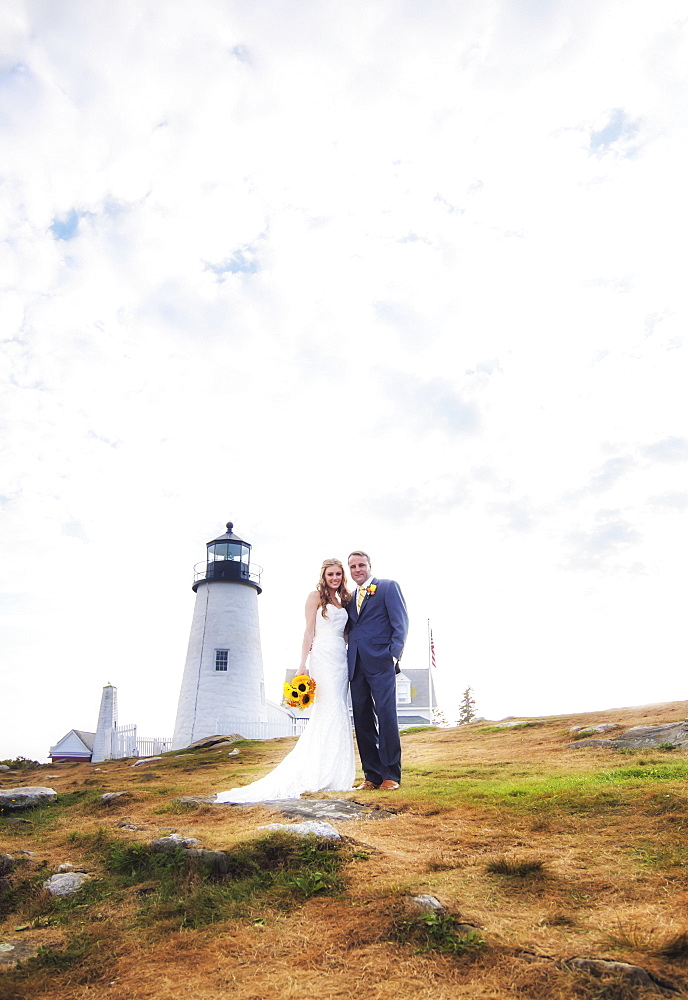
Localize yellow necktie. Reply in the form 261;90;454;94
357;587;365;612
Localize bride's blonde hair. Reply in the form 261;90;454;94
317;558;352;618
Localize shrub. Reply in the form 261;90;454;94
392;911;485;956
0;756;40;770
486;856;545;878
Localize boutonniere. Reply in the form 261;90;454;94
365;584;377;596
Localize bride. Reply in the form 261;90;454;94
215;558;355;802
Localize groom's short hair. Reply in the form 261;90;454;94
348;550;370;564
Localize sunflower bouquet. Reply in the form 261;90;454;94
283;674;316;710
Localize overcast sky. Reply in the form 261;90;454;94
1;0;687;762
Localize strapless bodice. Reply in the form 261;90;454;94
315;604;348;640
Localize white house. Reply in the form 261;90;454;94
49;729;95;763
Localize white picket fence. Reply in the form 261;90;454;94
215;717;309;740
105;725;173;760
100;718;306;760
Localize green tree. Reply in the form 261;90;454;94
457;686;476;725
432;707;453;727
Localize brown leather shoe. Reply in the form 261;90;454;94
355;780;380;790
379;780;400;790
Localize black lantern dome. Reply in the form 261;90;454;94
192;522;262;593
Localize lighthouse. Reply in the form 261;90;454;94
172;522;267;748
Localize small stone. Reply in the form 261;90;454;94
57;863;74;872
0;937;46;967
0;764;10;772
44;872;90;897
116;819;146;831
258;821;341;840
228;748;240;756
0;855;15;876
149;834;200;853
410;894;445;912
185;849;229;874
100;792;131;805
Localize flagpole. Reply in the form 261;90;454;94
428;619;435;718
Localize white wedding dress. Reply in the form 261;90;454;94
215;605;355;802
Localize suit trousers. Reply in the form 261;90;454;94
350;653;401;785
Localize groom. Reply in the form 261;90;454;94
347;551;409;790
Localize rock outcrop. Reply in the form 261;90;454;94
0;787;57;811
569;720;688;750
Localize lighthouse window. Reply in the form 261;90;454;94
215;649;229;671
208;542;245;563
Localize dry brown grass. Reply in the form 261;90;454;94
2;700;688;999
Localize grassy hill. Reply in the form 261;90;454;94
2;700;688;999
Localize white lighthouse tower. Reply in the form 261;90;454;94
172;522;267;748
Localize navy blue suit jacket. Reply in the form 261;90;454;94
346;578;408;680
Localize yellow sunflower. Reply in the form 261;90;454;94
283;674;317;710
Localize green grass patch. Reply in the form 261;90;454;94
102;831;347;927
401;760;688;816
391;910;485;956
1;931;114;993
601;763;688;782
631;838;688;873
20;932;94;971
66;827;116;851
153;799;207;815
0;862;46;919
0;791;107;838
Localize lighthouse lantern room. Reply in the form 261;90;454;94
172;522;267;748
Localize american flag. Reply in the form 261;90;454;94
429;624;437;669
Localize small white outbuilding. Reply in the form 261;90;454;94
48;729;95;763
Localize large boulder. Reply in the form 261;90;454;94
186;734;243;750
0;787;57;811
